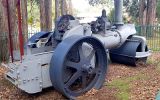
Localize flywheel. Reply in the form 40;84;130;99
50;36;108;99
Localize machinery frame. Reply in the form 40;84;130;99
2;0;151;99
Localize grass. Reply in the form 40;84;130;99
155;59;160;72
147;56;156;65
108;79;130;100
107;74;148;100
147;54;160;72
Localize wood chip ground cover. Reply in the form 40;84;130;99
0;53;160;100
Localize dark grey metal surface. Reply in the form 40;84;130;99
91;9;111;34
114;0;123;25
109;40;147;66
26;31;53;48
50;36;107;99
55;15;75;40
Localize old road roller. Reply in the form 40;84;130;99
2;0;151;99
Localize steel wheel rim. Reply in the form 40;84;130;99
63;41;102;96
50;36;108;99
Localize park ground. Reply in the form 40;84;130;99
0;52;160;100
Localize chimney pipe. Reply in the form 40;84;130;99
114;0;124;25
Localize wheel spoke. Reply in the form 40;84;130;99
82;73;87;88
87;50;95;61
65;71;81;87
92;68;101;75
66;60;79;70
78;45;84;60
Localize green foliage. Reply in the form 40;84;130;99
27;0;55;28
108;79;130;100
87;0;113;6
87;0;108;6
108;9;130;24
157;0;160;20
87;0;114;21
27;0;40;27
34;0;40;6
87;0;139;23
124;0;160;22
107;74;148;100
87;0;139;17
108;9;114;22
123;0;139;22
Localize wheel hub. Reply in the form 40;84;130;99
81;64;94;73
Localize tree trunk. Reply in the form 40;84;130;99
8;0;18;50
40;0;46;31
0;0;9;62
139;0;147;35
55;0;60;20
61;0;66;15
139;0;146;25
45;0;52;31
21;0;28;42
0;0;18;62
40;0;52;31
146;0;156;36
146;0;156;25
66;0;73;15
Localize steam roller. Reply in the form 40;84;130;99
2;0;151;99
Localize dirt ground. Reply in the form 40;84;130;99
0;53;160;100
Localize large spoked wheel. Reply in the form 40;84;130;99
50;36;107;99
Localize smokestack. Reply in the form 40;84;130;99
114;0;124;25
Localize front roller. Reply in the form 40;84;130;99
50;36;108;99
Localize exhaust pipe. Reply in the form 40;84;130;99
114;0;124;25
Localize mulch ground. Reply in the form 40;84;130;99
0;53;160;100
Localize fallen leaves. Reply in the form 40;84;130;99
0;53;160;100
